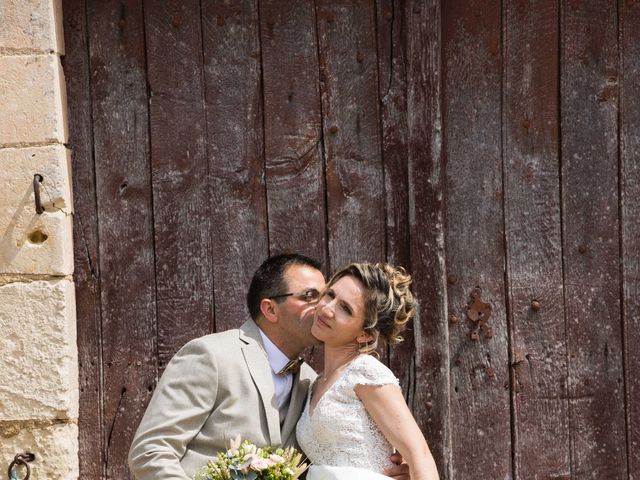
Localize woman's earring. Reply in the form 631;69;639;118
356;334;369;353
356;331;378;355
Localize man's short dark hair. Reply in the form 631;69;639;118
247;253;322;320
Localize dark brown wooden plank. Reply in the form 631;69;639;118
62;0;103;478
404;1;449;477
259;0;326;264
316;0;385;270
376;0;414;399
377;0;409;270
442;1;511;478
561;1;626;477
143;0;212;368
86;1;157;478
201;0;269;330
621;2;640;477
257;0;327;372
502;2;571;478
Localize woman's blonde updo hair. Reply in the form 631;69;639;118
326;262;417;354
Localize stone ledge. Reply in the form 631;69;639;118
0;54;68;145
0;273;73;286
0;140;65;149
0;145;73;275
0;0;64;54
0;279;78;422
0;421;78;480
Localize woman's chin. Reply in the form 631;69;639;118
311;333;323;343
311;325;327;342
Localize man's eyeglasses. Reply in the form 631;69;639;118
269;289;320;303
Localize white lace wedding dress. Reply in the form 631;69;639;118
296;354;399;479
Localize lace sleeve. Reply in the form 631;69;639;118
346;355;399;390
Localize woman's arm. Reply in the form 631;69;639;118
355;384;440;480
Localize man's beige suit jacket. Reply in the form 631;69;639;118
128;320;316;480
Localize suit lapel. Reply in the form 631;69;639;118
280;368;312;445
239;321;281;445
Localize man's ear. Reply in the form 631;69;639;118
259;298;279;323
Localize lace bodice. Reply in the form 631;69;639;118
296;355;399;474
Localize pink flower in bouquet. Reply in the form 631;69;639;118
250;457;270;471
238;454;256;472
243;453;258;463
268;454;285;464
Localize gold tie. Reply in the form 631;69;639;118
277;357;303;376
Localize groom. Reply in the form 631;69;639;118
128;253;410;479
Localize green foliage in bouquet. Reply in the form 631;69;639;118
194;437;308;480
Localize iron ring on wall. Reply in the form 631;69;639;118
7;452;35;480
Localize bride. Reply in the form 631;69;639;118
296;262;440;480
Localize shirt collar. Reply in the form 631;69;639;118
257;328;291;375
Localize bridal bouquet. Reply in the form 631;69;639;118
193;436;308;480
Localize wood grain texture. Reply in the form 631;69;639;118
502;1;570;478
377;0;409;270
404;0;449;477
62;0;103;477
621;2;640;477
259;0;327;264
316;0;386;270
561;1;627;477
143;0;213;368
377;0;414;389
201;0;269;330
86;1;157;478
442;1;511;478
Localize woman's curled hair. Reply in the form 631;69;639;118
326;262;417;353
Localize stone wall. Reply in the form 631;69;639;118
0;1;78;479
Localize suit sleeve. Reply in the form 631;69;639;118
128;337;218;480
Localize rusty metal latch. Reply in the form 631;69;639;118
466;287;492;341
33;174;44;214
7;453;35;480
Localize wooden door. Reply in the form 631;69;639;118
62;0;638;479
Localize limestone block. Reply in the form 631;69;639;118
0;422;78;480
0;0;64;53
0;279;78;421
0;145;73;275
0;54;68;145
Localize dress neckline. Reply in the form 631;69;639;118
308;355;368;417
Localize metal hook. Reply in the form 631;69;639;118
33;174;44;214
7;452;35;480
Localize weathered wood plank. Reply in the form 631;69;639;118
377;0;414;388
201;0;268;330
377;0;409;270
258;0;327;371
561;1;627;477
502;1;571;478
258;0;326;264
316;0;385;270
442;0;511;478
86;1;157;478
143;0;213;368
62;0;103;477
621;2;640;477
404;0;448;477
